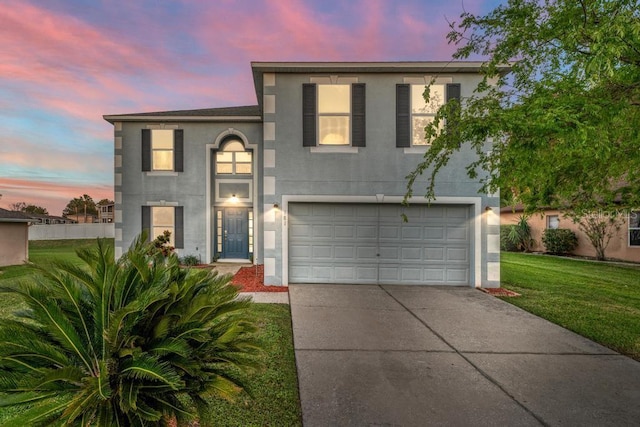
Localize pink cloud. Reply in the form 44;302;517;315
0;178;113;216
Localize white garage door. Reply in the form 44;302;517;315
288;203;471;285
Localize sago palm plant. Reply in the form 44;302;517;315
0;234;261;426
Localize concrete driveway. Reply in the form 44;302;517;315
289;284;640;426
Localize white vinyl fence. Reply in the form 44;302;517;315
29;224;115;240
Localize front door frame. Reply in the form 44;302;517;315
205;128;260;264
221;207;250;259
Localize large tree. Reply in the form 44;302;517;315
22;205;48;215
407;0;640;213
63;194;97;221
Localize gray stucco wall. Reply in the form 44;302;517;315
111;66;501;288
114;121;263;263
261;71;500;286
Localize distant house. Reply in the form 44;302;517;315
64;214;98;223
501;206;640;263
24;213;77;225
104;61;508;288
98;203;114;223
0;208;32;267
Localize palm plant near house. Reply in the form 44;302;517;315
0;234;261;426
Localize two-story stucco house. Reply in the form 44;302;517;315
104;61;504;288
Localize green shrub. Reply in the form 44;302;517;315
180;254;200;266
500;225;521;251
0;233;261;426
542;228;578;254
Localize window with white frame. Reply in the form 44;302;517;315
151;129;174;171
629;211;640;246
151;206;174;240
216;139;252;174
318;84;350;145
547;215;560;229
411;84;445;146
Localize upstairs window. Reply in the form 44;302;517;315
216;139;252;175
142;129;184;172
396;83;460;147
151;129;174;170
318;85;350;145
411;84;445;146
302;83;366;147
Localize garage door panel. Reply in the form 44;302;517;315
447;226;469;240
357;246;378;259
447;247;469;262
447;268;469;283
289;203;471;285
378;246;399;260
335;246;355;259
357;225;377;239
401;247;422;260
425;247;444;261
312;246;333;259
424;226;444;240
335;225;355;238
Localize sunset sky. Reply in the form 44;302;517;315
0;0;501;215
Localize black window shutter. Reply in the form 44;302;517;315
142;129;151;171
446;83;461;102
302;83;317;147
351;83;366;147
141;206;151;241
174;129;184;172
174;206;184;249
396;84;410;147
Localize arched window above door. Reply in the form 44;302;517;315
216;138;252;175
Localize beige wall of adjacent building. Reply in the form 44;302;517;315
502;210;640;263
0;222;29;267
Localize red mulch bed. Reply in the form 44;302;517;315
480;288;521;297
231;265;288;292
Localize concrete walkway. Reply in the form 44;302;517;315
289;284;640;426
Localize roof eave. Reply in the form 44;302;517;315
103;115;262;124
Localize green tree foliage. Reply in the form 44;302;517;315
568;211;623;260
407;0;640;212
0;234;261;426
7;202;48;215
22;204;48;215
63;194;97;221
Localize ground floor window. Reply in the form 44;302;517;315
629;211;640;246
152;206;174;239
547;215;559;229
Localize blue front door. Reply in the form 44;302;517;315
223;207;249;259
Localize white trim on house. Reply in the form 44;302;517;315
206;129;260;264
280;195;482;287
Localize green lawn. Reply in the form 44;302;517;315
501;252;640;360
0;239;302;426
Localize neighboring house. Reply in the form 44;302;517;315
0;208;32;267
501;206;640;263
24;213;77;224
98;203;114;223
104;61;507;287
65;214;98;223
